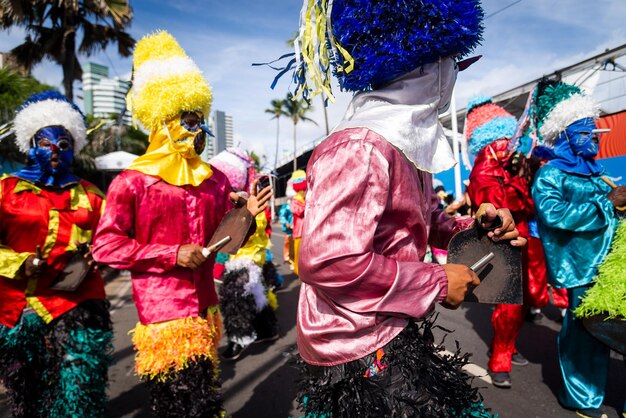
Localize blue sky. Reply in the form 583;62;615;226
2;0;626;167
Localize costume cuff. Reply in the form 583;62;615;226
162;245;181;271
0;248;32;279
434;266;449;303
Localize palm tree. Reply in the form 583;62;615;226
283;93;317;171
265;99;287;169
0;0;135;101
0;68;55;172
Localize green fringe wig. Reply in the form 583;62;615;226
575;220;626;320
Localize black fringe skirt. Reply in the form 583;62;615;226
295;317;494;418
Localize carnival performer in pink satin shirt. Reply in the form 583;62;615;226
92;32;270;417
280;1;526;417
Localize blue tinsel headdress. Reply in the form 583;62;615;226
291;0;484;101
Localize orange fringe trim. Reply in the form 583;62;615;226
131;308;222;381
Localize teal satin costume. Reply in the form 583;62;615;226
532;163;619;411
532;165;617;289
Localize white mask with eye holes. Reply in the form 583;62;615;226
333;57;458;173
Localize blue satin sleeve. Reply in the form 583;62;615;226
532;166;614;233
532;165;618;288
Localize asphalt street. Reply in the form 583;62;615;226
1;225;624;417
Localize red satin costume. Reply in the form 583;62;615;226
468;139;565;372
0;176;106;328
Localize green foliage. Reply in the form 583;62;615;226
0;68;55;169
0;67;55;123
575;220;626;320
248;151;261;169
283;93;316;126
265;99;288;120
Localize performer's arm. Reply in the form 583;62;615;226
0;245;33;279
92;176;179;273
428;194;475;249
298;141;448;319
0;181;33;278
532;171;614;232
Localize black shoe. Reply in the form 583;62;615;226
525;311;544;323
489;370;512;388
575;407;609;418
511;351;529;366
487;350;529;367
222;342;247;361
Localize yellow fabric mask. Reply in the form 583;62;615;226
127;118;213;187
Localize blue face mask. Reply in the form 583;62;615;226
13;126;79;187
565;118;599;159
548;118;604;177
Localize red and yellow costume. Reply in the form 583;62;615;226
0;176;106;326
0;91;112;418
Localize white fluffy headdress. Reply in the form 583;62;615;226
535;81;599;147
13;90;87;153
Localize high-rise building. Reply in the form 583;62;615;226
202;110;233;161
82;62;131;125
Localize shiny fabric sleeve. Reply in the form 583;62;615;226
278;204;292;227
468;151;533;217
291;197;305;216
0;180;32;279
92;174;178;273
471;175;531;213
428;193;475;249
532;170;614;232
0;245;31;279
299;140;448;318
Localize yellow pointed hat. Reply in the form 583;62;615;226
129;30;212;130
126;31;213;186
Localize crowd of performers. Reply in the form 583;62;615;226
1;1;625;418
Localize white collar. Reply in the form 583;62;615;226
333;58;458;173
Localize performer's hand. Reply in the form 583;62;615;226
607;185;626;208
81;244;99;272
176;244;207;270
245;179;273;216
23;254;46;278
441;264;480;309
475;203;526;247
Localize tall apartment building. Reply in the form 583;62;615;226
202;110;234;161
82;62;131;125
